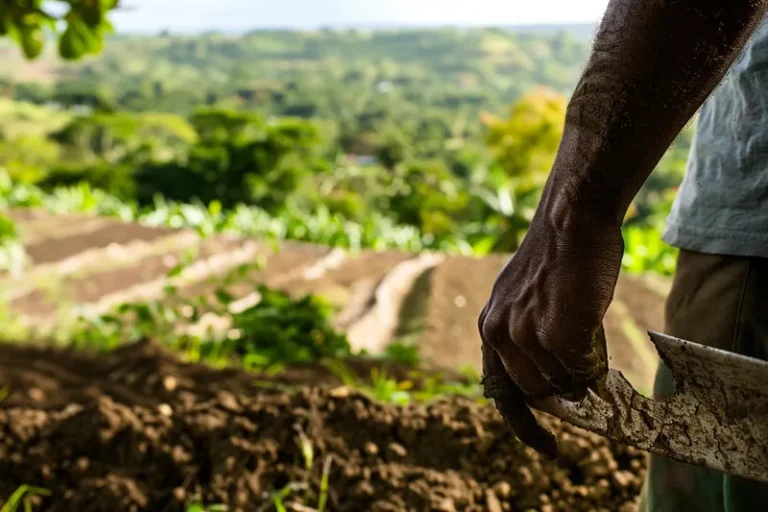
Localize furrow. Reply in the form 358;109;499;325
345;252;446;355
2;231;203;302
15;213;114;245
11;236;257;323
23;220;177;266
418;254;509;371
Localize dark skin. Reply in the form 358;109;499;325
479;0;768;458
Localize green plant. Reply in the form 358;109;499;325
185;503;228;512
47;257;354;372
621;224;678;276
0;212;26;276
321;359;482;406
225;286;352;368
0;485;50;512
382;340;422;366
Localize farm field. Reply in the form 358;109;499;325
0;13;690;510
0;209;665;511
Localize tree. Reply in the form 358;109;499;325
0;0;120;60
482;86;567;183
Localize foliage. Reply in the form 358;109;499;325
58;259;351;370
484;86;567;180
0;0;119;60
227;285;351;366
0;27;690;278
321;359;482;406
0;211;24;275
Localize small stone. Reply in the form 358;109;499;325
355;481;375;496
574;485;589;498
595;479;611;498
454;295;467;308
436;498;456;512
330;386;351;398
613;470;634;488
493;481;513;498
388;442;407;458
28;388;44;401
217;391;240;412
76;457;89;471
173;487;185;501
539;492;550;503
486;490;503;512
364;442;379;456
518;467;534;487
158;403;173;417
162;376;178;392
541;505;555;512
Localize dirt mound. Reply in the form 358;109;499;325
0;342;645;512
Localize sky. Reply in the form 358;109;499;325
112;0;611;33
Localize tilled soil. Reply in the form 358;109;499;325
0;342;646;512
7;209;668;393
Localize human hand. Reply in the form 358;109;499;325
478;215;624;457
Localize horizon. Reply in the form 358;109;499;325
111;0;610;33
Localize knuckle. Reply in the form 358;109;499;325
478;304;504;346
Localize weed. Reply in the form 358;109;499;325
0;485;50;512
382;339;422;366
186;503;228;512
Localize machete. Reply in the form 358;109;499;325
533;331;768;483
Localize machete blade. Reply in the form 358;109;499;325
533;331;768;483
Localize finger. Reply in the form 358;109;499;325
480;308;557;399
481;344;558;459
512;324;579;395
488;334;557;399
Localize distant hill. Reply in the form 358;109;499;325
120;24;598;42
506;23;596;40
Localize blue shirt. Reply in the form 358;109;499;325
664;17;768;257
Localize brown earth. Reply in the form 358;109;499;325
0;341;646;512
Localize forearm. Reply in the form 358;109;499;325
541;0;768;233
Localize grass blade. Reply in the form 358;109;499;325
317;456;333;512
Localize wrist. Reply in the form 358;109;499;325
536;172;624;241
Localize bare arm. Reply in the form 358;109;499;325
480;0;768;458
543;0;768;233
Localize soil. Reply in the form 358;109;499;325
10;236;247;318
23;221;176;266
0;341;646;512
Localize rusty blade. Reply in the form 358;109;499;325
533;331;768;482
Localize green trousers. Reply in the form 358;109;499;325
639;249;768;512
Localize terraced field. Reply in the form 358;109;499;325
5;208;667;389
0;208;669;511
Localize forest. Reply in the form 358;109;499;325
0;5;681;510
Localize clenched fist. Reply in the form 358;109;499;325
478;214;624;458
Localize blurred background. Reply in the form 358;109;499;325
0;0;684;279
0;2;677;509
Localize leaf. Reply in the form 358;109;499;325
58;25;83;60
215;288;235;306
19;26;44;59
470;235;498;256
167;263;185;278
